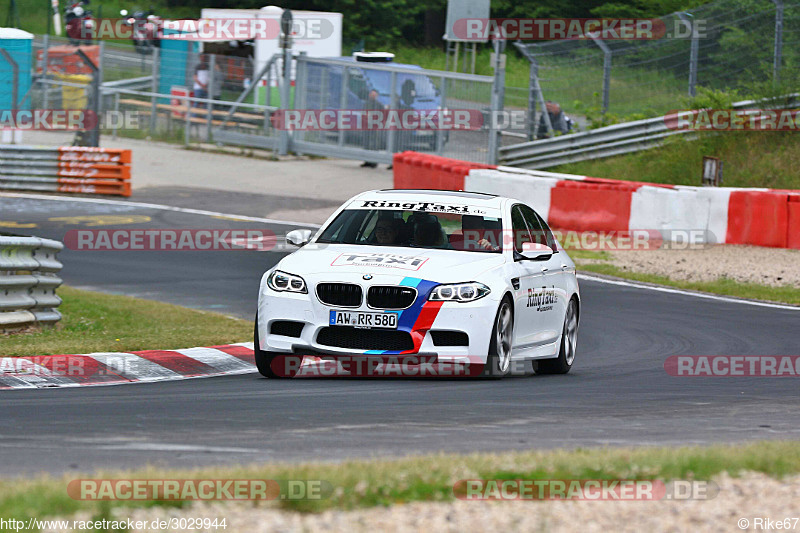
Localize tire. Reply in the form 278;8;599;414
481;297;513;378
253;314;299;378
535;297;578;375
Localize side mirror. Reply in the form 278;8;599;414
120;9;128;16
286;229;312;247
520;242;553;261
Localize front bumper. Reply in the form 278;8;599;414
257;271;498;364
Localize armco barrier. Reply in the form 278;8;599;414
392;152;496;191
395;152;800;249
0;236;63;328
0;145;132;197
788;196;800;250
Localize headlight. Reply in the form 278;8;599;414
267;270;307;293
428;282;490;302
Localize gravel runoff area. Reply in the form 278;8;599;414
41;472;800;533
582;245;800;288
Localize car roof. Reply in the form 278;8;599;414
352;189;507;209
326;57;425;71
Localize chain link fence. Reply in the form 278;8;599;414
26;36;501;163
292;56;496;164
513;0;800;140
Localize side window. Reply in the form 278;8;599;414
520;205;552;249
511;205;533;252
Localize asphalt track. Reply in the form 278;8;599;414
1;190;799;477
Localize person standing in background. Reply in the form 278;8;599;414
536;100;573;139
192;60;209;115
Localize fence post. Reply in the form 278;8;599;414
184;95;190;146
98;40;105;83
42;34;49;110
590;36;612;114
75;48;100;147
514;42;552;140
678;13;699;97
436;75;447;155
278;49;291;155
97;41;105;133
487;38;506;165
150;47;159;134
338;66;348;147
527;56;539;141
293;52;307;147
773;0;784;85
386;71;398;156
207;54;215;143
113;91;119;139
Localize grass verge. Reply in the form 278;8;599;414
0;286;251;357
576;262;800;305
553;131;800;190
2;440;799;521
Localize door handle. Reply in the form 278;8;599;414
541;266;549;273
561;263;569;269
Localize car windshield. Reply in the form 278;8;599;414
316;209;503;253
367;71;439;100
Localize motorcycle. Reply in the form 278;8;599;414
65;0;95;45
120;8;162;55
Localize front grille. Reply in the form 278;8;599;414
367;285;417;309
316;283;362;307
430;330;470;346
316;326;414;351
270;320;304;338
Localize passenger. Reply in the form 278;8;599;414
461;215;501;251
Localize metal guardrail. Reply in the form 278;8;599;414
101;76;153;92
498;98;797;169
0;236;64;328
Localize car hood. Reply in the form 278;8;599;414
275;243;505;283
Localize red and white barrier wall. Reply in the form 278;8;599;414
392;151;800;249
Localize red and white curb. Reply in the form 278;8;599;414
0;344;331;390
0;343;259;390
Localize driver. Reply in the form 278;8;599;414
373;216;404;245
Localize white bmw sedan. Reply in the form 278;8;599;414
255;189;580;378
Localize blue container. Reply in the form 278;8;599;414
159;30;199;102
0;28;33;110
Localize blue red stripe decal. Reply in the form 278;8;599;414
365;277;442;355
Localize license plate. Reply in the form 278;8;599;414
329;310;398;329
